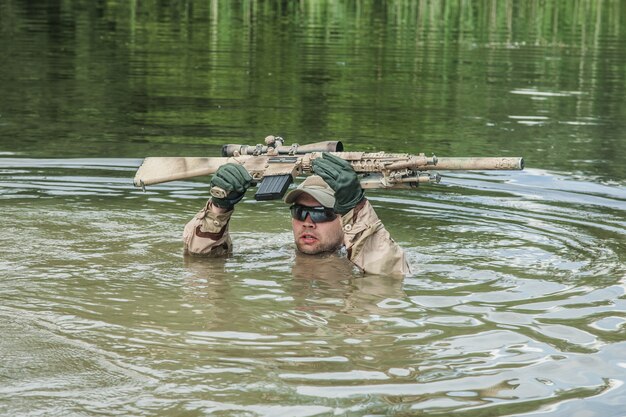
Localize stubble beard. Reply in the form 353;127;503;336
295;239;342;256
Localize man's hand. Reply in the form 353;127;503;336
312;152;364;215
210;163;252;210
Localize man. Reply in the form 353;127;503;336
183;153;410;275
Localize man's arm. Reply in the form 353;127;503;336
313;153;411;276
182;164;251;257
183;200;234;256
340;199;410;275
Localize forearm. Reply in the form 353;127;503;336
183;199;234;257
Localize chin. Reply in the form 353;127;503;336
296;245;320;255
296;244;336;256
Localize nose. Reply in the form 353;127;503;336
302;213;316;227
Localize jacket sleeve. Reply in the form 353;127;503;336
340;199;411;276
183;199;234;257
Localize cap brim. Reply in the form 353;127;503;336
284;189;335;208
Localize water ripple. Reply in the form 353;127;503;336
1;159;625;416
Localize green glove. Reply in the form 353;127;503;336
210;163;252;209
312;152;364;214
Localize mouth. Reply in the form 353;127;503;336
299;233;318;245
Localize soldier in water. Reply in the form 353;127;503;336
183;153;410;275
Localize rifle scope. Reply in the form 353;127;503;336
221;141;343;157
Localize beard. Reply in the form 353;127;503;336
295;239;342;255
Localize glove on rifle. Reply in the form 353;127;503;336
210;163;252;210
312;152;364;215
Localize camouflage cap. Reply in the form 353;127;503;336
283;175;335;208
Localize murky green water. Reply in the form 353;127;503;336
1;1;625;416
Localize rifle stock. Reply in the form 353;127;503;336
133;156;233;187
133;138;524;200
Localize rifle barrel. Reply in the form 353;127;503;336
433;157;524;171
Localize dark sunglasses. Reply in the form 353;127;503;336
290;204;337;223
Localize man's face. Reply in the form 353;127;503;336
291;194;344;255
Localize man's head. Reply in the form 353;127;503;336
284;176;344;255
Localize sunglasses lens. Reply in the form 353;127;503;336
290;205;336;223
309;211;328;223
290;205;302;220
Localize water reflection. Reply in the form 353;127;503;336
291;252;360;279
3;1;626;180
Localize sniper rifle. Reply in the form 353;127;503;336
133;135;524;200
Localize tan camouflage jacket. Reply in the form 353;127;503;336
183;198;410;276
